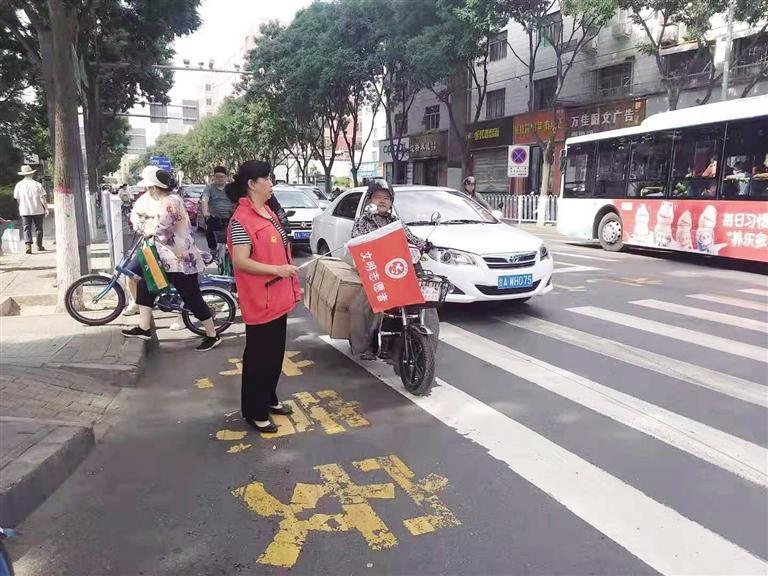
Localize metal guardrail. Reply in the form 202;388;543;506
479;193;558;224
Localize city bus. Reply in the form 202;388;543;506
557;95;768;263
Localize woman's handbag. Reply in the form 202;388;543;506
137;238;170;294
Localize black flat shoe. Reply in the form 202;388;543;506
245;418;278;434
269;404;293;416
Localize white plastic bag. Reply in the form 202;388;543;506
1;225;21;254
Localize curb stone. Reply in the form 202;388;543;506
0;419;94;527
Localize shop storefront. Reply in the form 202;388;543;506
409;131;448;187
468;117;515;194
565;99;646;138
511;109;566;196
380;138;409;184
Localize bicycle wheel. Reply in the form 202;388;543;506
65;274;126;326
182;287;237;336
398;328;435;396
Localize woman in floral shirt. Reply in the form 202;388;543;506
122;166;221;352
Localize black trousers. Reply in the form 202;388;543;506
242;314;288;421
205;216;228;251
136;272;212;322
21;215;44;246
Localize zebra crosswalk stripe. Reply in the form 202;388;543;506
320;337;768;576
688;293;768;313
568;306;768;363
439;323;768;488
630;299;768;333
739;288;768;298
496;315;768;408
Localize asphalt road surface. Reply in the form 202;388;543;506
10;227;768;576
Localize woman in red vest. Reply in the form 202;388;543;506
226;160;300;433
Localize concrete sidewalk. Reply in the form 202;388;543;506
0;218;147;527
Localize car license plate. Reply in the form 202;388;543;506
498;274;533;289
421;284;440;302
293;231;310;240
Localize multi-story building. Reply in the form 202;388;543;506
383;9;768;196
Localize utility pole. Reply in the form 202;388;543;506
720;0;736;102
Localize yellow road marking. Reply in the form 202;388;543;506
284;399;312;433
294;391;345;435
228;443;252;454
216;429;247;441
195;377;214;389
317;389;370;428
219;358;242;376
260;414;296;438
282;351;314;376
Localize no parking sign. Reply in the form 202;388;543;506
507;145;529;178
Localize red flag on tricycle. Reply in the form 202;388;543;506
347;220;425;313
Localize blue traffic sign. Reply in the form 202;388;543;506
150;156;172;171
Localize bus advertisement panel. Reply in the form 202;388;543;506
614;199;768;262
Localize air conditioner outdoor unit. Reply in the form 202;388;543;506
612;12;632;38
660;24;680;47
583;36;599;54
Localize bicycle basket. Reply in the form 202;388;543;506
416;272;451;308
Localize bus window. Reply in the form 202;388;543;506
563;143;594;198
670;124;724;199
627;132;673;198
722;119;768;200
595;137;630;198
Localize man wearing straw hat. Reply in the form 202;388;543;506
13;165;49;254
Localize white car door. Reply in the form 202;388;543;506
329;191;363;253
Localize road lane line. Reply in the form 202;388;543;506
496;315;768;408
568;306;768;363
630;299;768;333
551;251;618;262
688;293;768;313
739;288;768;298
552;263;602;274
321;337;768;576
439;323;768;487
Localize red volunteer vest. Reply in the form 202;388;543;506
227;198;300;325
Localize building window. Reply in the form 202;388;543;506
595;61;633;98
205;84;212;91
732;33;768;80
393;113;407;136
489;31;507;61
486;89;506;120
662;48;712;87
423;105;440;131
206;98;212;106
371;149;379;161
533;77;557;110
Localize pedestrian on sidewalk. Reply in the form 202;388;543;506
13;165;48;254
226;160;300;433
461;176;491;211
121;166;222;352
201;166;233;252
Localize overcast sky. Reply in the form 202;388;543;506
168;0;314;102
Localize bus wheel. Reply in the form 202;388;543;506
598;212;624;252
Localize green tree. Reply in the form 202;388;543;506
99;117;130;177
408;0;509;176
505;0;616;222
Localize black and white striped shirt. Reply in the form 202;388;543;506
230;217;288;247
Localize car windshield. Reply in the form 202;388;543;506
395;189;497;225
274;190;319;209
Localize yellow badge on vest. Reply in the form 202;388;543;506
271;235;278;244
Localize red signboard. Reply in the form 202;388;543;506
614;199;768;262
347;221;425;312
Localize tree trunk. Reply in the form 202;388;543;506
83;84;101;201
48;0;87;305
351;168;359;188
537;140;554;226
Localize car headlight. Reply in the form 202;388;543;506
539;244;550;260
429;247;477;266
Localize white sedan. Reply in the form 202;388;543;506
310;185;554;303
272;187;325;247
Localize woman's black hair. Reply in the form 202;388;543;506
225;160;271;203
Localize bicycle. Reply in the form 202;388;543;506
64;234;238;336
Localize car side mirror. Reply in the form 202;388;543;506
430;211;441;225
286;210;296;218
